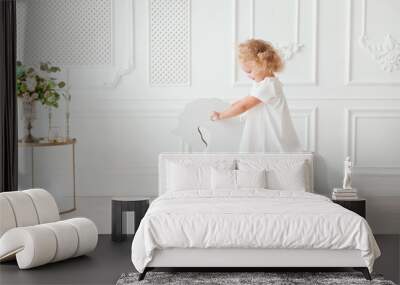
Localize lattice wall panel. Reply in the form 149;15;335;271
16;0;112;66
149;0;191;86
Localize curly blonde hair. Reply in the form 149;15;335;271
238;39;284;73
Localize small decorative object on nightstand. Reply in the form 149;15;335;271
332;198;366;218
332;156;358;200
112;197;150;242
332;187;358;200
342;156;353;190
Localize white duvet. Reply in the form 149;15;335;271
131;190;380;273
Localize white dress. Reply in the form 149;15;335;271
239;76;303;152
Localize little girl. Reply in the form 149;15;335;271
210;39;303;152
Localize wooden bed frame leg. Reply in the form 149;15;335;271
138;268;148;281
354;267;372;280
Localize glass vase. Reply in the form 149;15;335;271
47;106;53;142
64;94;71;141
22;101;38;143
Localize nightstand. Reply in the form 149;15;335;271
332;198;366;218
111;197;150;242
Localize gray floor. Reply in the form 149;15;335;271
374;235;400;284
0;235;399;285
0;235;134;285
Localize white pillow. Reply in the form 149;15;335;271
167;162;209;191
267;162;306;191
210;168;267;190
210;168;236;190
237;159;308;192
236;169;267;189
166;160;235;191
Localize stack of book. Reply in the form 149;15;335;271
332;188;358;200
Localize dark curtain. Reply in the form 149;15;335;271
0;0;18;192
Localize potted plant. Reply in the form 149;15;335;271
16;61;66;142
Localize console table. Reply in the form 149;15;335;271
18;138;77;214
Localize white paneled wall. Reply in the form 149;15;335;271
18;0;400;234
233;0;318;85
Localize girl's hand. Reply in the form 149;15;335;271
210;111;221;121
209;96;261;121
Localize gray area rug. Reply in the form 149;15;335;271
116;271;396;285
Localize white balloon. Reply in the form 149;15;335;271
172;98;243;152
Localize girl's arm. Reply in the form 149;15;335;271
211;96;261;121
230;98;242;107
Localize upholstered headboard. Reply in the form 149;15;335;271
158;152;314;195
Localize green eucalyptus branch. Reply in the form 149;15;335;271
16;61;67;108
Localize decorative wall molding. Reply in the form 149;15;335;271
291;107;317;152
275;43;304;61
250;0;303;61
75;164;158;179
16;0;135;89
232;0;318;86
359;35;400;73
345;108;400;174
72;109;181;119
84;165;158;176
358;0;400;73
65;89;400;104
148;0;191;86
17;0;113;66
345;0;400;85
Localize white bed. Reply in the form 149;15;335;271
131;153;380;281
